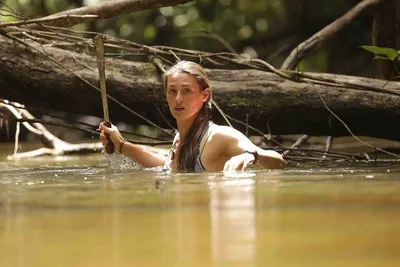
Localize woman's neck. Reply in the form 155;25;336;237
176;118;194;140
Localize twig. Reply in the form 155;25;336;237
312;83;400;159
183;32;238;54
295;71;400;97
224;114;286;148
14;119;20;155
322;136;333;159
0;14;98;28
211;100;232;127
26;0;194;29
169;49;181;62
1;101;42;135
280;147;369;159
282;134;310;157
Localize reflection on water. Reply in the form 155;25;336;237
209;177;256;266
0;154;400;267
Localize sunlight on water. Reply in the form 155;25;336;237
0;149;400;267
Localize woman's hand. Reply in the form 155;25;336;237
223;152;256;172
98;122;124;151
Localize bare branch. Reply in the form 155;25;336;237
282;135;310;157
322;136;333;159
281;0;386;70
29;0;194;28
183;32;238;54
0;14;97;28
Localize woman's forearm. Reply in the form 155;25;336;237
256;149;284;169
118;140;166;167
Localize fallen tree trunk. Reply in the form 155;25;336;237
1;37;400;141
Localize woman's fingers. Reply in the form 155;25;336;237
223;153;254;172
99;131;108;146
98;122;124;149
241;157;253;172
98;121;112;133
223;158;243;172
98;122;116;148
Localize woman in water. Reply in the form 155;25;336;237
98;61;284;172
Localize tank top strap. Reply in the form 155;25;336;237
197;122;211;144
194;121;214;171
172;132;179;148
162;132;179;171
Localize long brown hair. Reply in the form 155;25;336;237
164;61;212;171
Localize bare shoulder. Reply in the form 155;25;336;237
210;124;245;139
207;124;253;152
203;125;240;151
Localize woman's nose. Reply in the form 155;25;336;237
175;91;183;103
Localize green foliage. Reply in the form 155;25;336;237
298;50;329;72
361;45;398;61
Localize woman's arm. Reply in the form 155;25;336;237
217;126;284;171
99;122;166;167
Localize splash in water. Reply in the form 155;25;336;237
103;150;142;170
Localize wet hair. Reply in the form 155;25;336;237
164;61;212;171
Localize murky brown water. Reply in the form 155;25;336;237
1;144;400;267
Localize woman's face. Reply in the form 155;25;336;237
166;72;210;122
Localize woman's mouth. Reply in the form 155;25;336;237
175;107;185;112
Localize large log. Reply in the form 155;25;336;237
1;37;400;141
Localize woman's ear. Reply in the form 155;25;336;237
202;88;210;102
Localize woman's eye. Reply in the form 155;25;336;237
168;89;176;94
184;88;191;93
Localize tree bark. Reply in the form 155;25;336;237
1;37;400;141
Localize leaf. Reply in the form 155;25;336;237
373;55;391;60
361;45;398;60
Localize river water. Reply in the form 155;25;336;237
0;144;400;267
